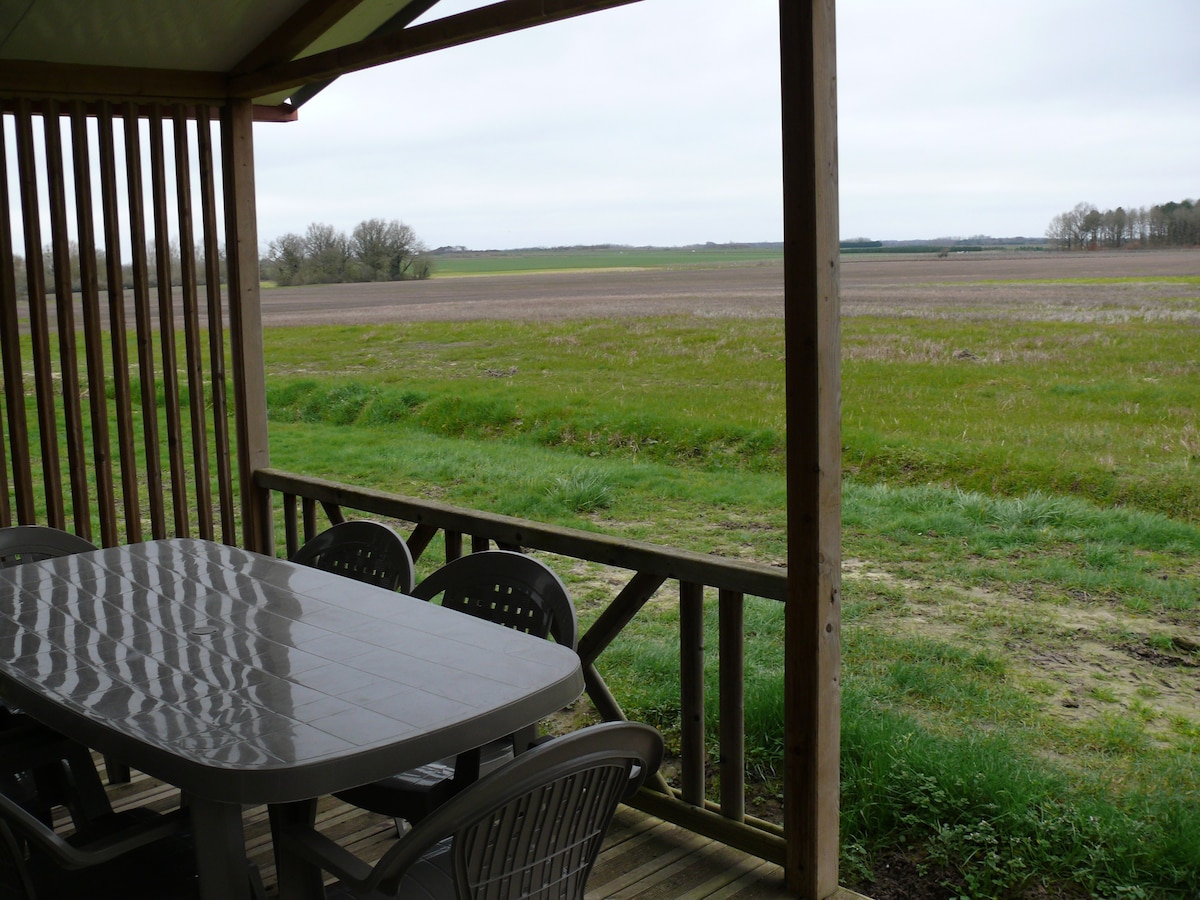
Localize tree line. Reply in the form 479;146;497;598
1046;199;1200;250
262;218;432;286
8;240;221;297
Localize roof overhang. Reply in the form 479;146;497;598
0;0;643;120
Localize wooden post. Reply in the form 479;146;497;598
221;99;272;552
679;580;705;807
780;0;841;896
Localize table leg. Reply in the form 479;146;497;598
271;799;326;900
188;796;254;900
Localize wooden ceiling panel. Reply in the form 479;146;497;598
0;0;310;71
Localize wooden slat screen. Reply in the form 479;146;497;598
0;101;240;546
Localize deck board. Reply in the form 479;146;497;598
100;765;869;899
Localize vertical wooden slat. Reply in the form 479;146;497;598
780;0;842;895
43;102;91;537
0;401;7;527
124;107;166;539
221;99;271;552
0;114;35;525
444;530;463;562
471;535;489;553
172;105;213;540
719;588;746;822
148;109;189;535
70;102;118;546
284;493;299;556
302;498;316;542
196;107;236;545
14;100;65;528
679;580;705;807
97;102;142;542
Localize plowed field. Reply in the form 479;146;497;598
259;249;1200;326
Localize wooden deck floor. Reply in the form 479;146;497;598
104;767;869;899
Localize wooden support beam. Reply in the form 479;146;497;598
780;0;841;896
229;0;644;99
279;0;442;111
221;99;272;553
234;0;372;75
0;61;225;105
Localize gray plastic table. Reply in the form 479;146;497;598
0;539;584;899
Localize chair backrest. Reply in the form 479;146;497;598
291;521;415;593
411;550;577;650
0;818;36;900
0;527;97;569
366;721;662;899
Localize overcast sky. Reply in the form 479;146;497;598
252;0;1200;250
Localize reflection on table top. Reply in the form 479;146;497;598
0;539;583;804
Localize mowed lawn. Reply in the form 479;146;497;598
261;249;1200;898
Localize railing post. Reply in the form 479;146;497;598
283;494;299;557
679;581;705;807
302;498;317;542
719;589;746;822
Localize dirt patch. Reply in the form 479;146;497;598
842;558;1200;747
253;248;1200;327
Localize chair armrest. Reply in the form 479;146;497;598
278;821;376;887
0;791;189;869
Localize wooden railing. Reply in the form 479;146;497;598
0;101;245;547
254;466;788;864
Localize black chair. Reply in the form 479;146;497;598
411;550;577;648
0;713;114;835
0;718;266;900
334;551;578;826
0;526;130;784
290;520;415;593
0;525;98;568
276;721;663;900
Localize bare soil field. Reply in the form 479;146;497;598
259;249;1200;326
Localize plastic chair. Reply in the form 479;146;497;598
276;721;663;900
0;717;269;900
0;526;130;785
0;525;98;567
334;551;578;826
290;520;415;593
411;550;578;649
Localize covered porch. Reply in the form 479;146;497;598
0;1;841;895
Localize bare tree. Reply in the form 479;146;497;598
350;218;422;281
301;222;349;283
265;232;306;286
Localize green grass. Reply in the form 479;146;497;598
265;315;1200;523
258;304;1200;897
427;245;782;276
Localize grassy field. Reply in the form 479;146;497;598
258;250;1200;898
427;244;783;276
